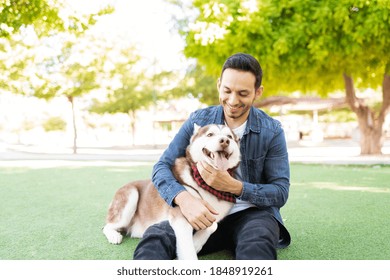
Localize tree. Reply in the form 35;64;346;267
90;48;175;146
169;0;390;155
0;32;111;154
0;1;114;153
34;34;114;153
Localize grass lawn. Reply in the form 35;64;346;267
0;162;389;260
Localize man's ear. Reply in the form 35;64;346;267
255;85;264;99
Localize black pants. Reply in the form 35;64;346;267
133;208;280;260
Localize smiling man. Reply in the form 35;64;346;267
134;53;291;260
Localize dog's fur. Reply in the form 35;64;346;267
103;124;240;259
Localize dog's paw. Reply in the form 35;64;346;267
103;225;123;244
177;250;198;260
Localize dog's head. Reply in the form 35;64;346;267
187;124;240;171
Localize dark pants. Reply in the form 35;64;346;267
133;208;280;260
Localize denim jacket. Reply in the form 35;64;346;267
152;105;291;248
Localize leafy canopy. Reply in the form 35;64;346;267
175;0;390;99
0;0;114;38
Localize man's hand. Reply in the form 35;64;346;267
197;161;243;196
174;191;218;231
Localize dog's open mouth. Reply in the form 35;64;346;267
202;148;231;171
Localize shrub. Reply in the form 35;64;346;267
43;116;67;132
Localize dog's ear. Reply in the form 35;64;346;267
193;123;201;135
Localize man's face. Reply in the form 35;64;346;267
218;68;263;128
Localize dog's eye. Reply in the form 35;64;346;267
227;135;233;139
207;133;214;137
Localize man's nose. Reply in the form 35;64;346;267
228;92;239;105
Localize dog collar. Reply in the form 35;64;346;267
191;165;236;203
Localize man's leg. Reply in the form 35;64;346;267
133;208;279;260
231;208;280;260
199;208;279;260
133;221;176;260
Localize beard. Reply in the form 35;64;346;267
223;103;250;119
221;97;255;121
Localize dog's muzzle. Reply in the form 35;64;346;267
202;148;232;171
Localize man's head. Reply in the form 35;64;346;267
218;53;263;128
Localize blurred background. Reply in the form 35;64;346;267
0;0;389;157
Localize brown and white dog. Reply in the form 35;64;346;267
103;124;240;259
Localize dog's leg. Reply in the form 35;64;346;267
193;222;218;253
169;207;198;260
103;189;139;244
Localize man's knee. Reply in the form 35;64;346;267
133;221;176;260
144;221;175;237
234;210;279;260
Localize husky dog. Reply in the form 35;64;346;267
103;124;240;259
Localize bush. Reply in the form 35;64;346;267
43;116;67;132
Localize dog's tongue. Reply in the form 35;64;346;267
215;152;229;171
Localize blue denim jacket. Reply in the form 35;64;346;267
152;105;291;247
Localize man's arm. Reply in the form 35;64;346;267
151;117;193;206
152;114;218;229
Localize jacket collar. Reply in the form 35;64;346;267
216;105;261;135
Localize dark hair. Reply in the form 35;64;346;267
220;53;262;89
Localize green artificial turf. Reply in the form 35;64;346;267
0;163;389;260
279;164;390;260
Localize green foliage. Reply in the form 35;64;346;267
0;0;114;38
90;48;179;116
171;0;390;100
167;63;219;105
0;1;114;96
31;35;105;101
0;0;64;37
89;48;153;115
42;116;66;132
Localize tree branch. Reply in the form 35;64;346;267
343;73;361;113
255;96;348;111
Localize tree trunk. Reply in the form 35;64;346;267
343;73;389;155
67;95;78;154
128;110;136;147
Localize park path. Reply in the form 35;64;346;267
1;139;389;167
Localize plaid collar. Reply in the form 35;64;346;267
191;164;236;203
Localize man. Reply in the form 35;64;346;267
134;53;291;260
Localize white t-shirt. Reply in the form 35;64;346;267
228;121;256;215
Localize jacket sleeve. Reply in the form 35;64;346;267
151;115;195;206
237;127;290;208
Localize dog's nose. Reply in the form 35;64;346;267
219;138;230;148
